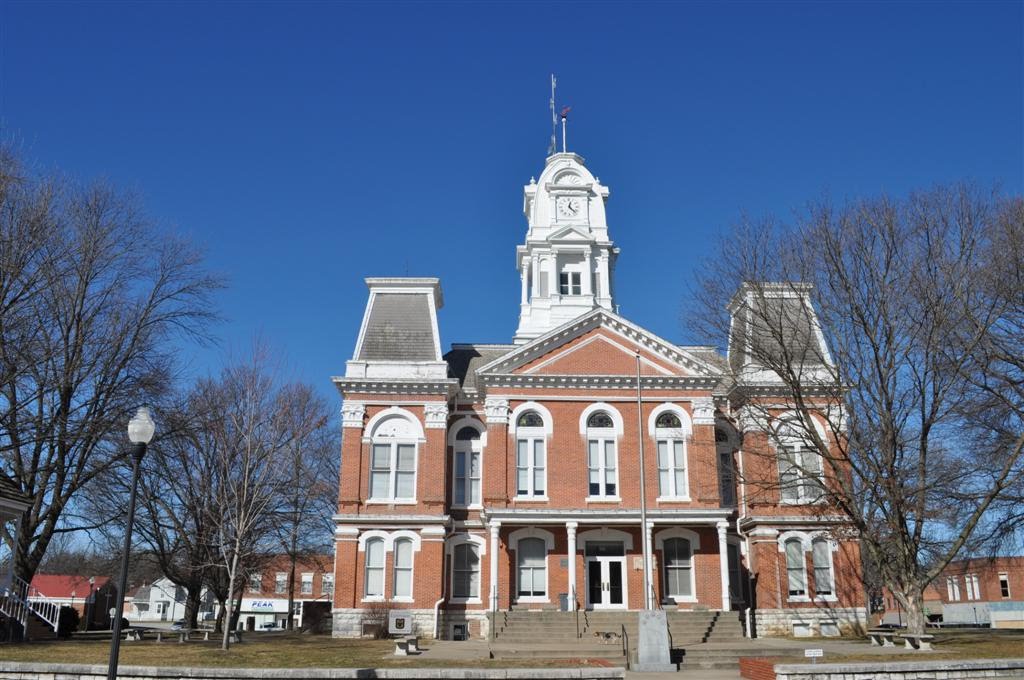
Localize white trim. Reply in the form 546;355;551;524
510;401;554;436
447;534;485;604
357;529;423;552
391;535;416;601
578;402;625;435
366;406;425;440
448;417;487;446
509;527;556;551
577;528;634;551
510;528;554;602
647;402;693;436
656;528;700;603
655;527;702;551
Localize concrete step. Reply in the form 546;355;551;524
489;643;626;660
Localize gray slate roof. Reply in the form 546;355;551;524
357;293;438;361
445;344;516;393
0;475;29;506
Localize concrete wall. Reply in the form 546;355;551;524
773;658;1024;680
0;662;625;680
755;606;866;637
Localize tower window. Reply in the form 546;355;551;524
559;271;581;295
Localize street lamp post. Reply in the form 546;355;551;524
106;407;154;680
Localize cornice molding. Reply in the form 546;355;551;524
333;376;459;396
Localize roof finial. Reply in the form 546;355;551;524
560;105;571;153
548;74;557;156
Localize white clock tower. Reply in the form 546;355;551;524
513;151;618;344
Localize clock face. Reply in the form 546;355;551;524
557;196;582;217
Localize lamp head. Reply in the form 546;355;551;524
127;406;156;445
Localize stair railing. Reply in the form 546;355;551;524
572;585;579;638
24;580;60;632
0;576;29;632
620;622;631;670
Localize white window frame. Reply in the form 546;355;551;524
451;422;484;509
511;403;552;501
559;269;582;296
999;572;1011;598
392;538;414;602
446;534;486;605
300;572;313;595
321;574;334;596
363;538;386;601
810;537;836;601
784;538;808;601
365;409;423;503
247;573;262;593
716;427;738;507
774;416;826;505
649;405;692;501
965;573;980;601
275;572;287;595
510;528;554;604
947;575;961;601
581;404;624;501
656;528;699;604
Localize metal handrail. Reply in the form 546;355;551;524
621;622;630;669
488;584;498;642
1;575;60;634
572;585;579;638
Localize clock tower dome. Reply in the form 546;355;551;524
513;151;618;343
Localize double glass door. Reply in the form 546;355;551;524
585;541;626;609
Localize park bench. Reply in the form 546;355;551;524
124;628;145;642
899;633;935;650
867;628;896;647
393;635;420;655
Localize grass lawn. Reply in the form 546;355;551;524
770;632;1024;665
0;633;596;669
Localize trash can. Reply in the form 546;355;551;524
558;593;568;611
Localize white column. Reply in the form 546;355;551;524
717;521;731;612
489;521;501;611
548;254;558;299
531;254;541;296
645;522;655;609
566;521;578;610
595;254;610;308
582;251;593;296
520;258;530;305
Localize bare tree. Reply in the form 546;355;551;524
204;347;292;650
692;184;1024;635
271;382;338;630
0;146;221;585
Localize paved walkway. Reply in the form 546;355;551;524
417;635;951;679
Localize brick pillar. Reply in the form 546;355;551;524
422;402;449;512
334;529;359;609
483;397;510;507
338;402;366;512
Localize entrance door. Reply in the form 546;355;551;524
585;541;627;609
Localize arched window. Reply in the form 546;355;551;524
364;538;385;598
811;538;833;598
663;538;693;600
586;411;617;498
776;421;824;504
785;538;807;598
654;410;688;499
516;412;546;497
453;543;480;600
717;428;737;507
656;412;681;429
369;413;418;502
517;411;544;428
517;537;547;598
453;426;482;507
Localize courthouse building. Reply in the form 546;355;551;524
330;149;866;640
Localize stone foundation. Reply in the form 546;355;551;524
755;607;866;637
438;610;490;639
331;608;435;638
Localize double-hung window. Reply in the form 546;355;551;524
1000;572;1011;598
452;543;480;600
453;427;482;507
947;576;961;601
586;411;618;498
655;412;688;499
663;537;693;600
275;572;287;595
393;538;413;599
517;537;547;598
248;573;261;593
785;538;807;598
364;538;385;599
301;573;313;595
516;411;546;498
811;538;834;598
776;424;824;503
321;574;334;596
965;573;980;601
370;441;416;501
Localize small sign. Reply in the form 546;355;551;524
389;609;412;635
251;600;275;611
804;648;824;664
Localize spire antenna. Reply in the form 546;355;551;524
548;74;557;156
560;105;571;153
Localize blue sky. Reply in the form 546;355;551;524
2;0;1021;402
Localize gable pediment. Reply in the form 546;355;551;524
547;225;592;242
477;308;723;381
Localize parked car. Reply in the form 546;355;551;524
259;622;278;630
170;619;186;631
